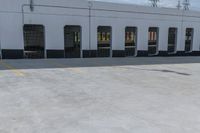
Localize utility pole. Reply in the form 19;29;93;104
149;0;160;7
177;0;182;10
182;0;190;10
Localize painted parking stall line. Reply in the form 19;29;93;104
0;61;25;77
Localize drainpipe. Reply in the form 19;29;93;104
180;8;184;53
88;1;93;57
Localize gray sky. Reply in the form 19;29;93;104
95;0;200;10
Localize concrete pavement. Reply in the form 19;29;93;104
0;57;200;133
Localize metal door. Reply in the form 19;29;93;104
23;25;45;59
148;27;159;55
185;28;193;52
97;26;112;57
64;26;81;58
125;27;137;56
168;28;177;53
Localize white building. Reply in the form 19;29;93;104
0;0;200;59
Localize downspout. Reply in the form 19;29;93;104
180;9;184;53
88;1;93;57
29;0;47;58
21;0;34;58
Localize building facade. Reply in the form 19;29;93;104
0;0;200;59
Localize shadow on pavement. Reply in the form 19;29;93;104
0;57;200;70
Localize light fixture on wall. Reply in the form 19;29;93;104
30;0;34;12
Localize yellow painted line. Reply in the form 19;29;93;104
0;61;25;77
48;60;85;74
67;67;84;74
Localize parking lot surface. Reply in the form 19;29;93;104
0;57;200;133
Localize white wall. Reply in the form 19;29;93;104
90;1;200;53
0;0;200;56
0;13;24;49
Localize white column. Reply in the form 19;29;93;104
112;25;125;50
158;27;168;51
192;27;200;51
137;26;148;51
176;27;185;51
81;22;90;50
90;23;98;50
45;24;64;50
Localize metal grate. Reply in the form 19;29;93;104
23;25;45;59
185;28;193;52
168;28;177;53
148;27;159;55
125;27;137;56
97;26;112;57
64;26;81;58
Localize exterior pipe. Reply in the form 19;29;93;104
88;1;93;57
